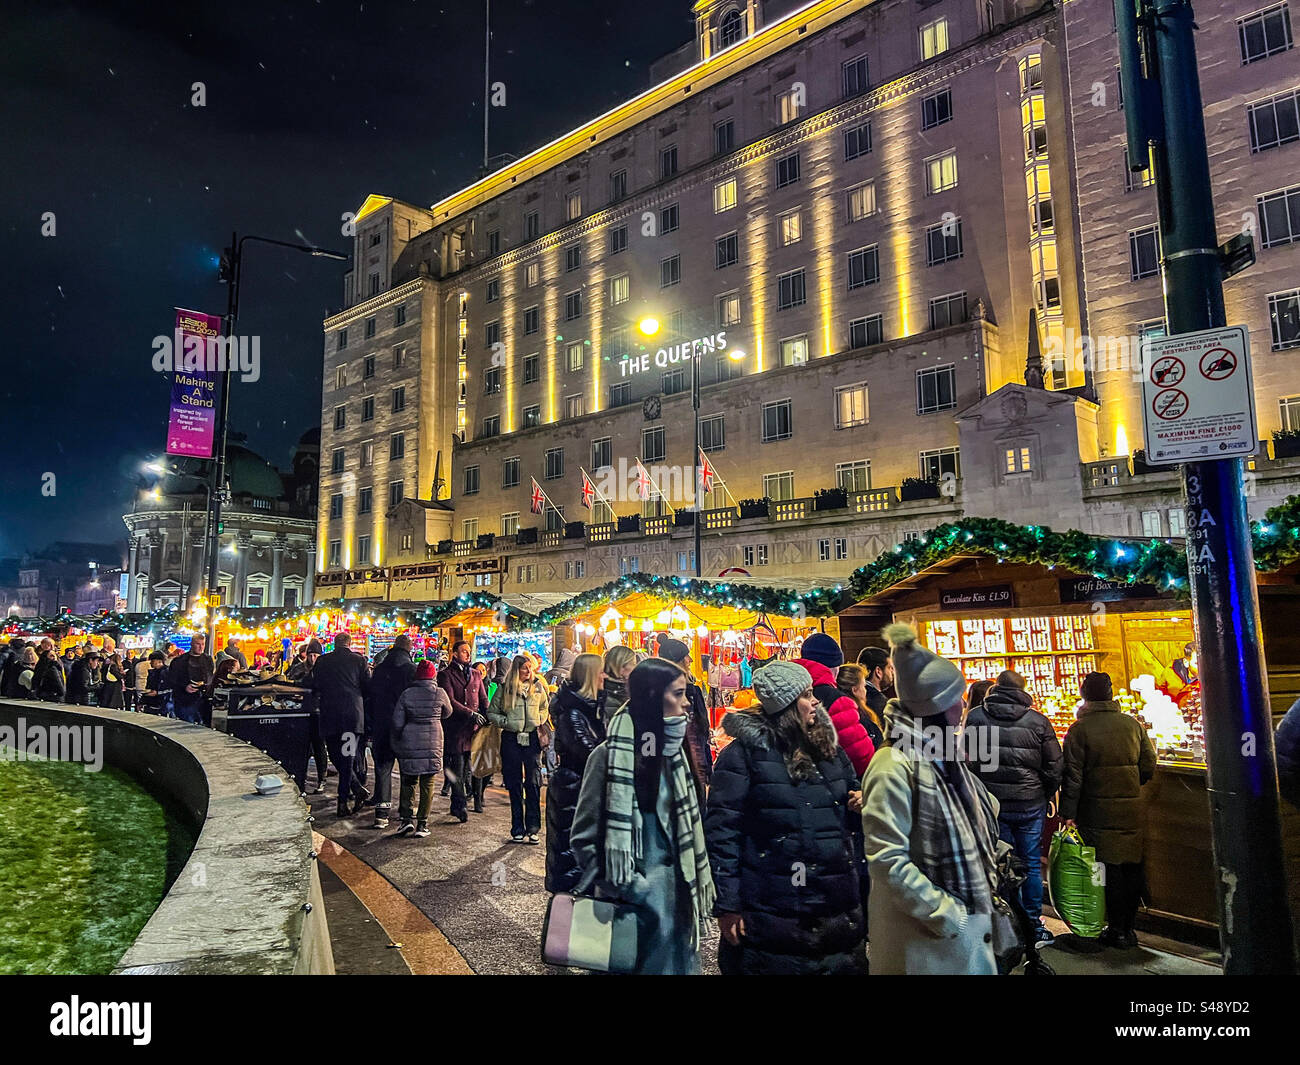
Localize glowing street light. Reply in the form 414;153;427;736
638;317;660;336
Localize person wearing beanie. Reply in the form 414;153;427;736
309;632;373;818
705;659;865;974
365;632;417;829
964;667;1063;944
1060;671;1156;949
796;634;875;777
657;638;714;792
860;623;1001;975
391;658;453;838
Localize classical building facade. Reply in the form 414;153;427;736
13;543;124;617
316;0;1300;604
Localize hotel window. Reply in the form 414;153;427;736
920;18;950;60
609;168;628;202
762;399;793;442
369;273;380;296
1129;225;1161;279
331;448;345;473
328;541;341;567
358;487;373;515
524;210;540;239
1038;277;1062;310
502;456;520;488
619;556;640;576
844;122;872;160
1141;510;1162;537
779;209;802;245
717;292;741;326
388;480;404;509
779;335;808;367
1282;395;1300;430
335;365;346;389
363;354;375;378
847;182;876;222
338;329;348;350
676;553;694;573
777;88;803;125
715;232;739;268
1249;89;1300;151
486;278;500;303
777;268;806;309
546;447;564;480
610;381;632;407
524;305;539;334
393;345;406;370
391;385;406;412
390;433;405;460
1031;199;1055;235
921;88;953;130
775;152;801;188
1239;4;1293;63
818;538;831;562
714;119;735;155
660;203;680;234
763;471;795;500
1021;54;1044;92
1259;185;1300;247
608;274;630;305
835;537;848;561
606;326;629;358
719;8;745;47
484;367;501;394
357;535;371;563
847;245;880;289
361;396;375;421
842;55;869;98
919;447;961;482
461;520;478;543
400;532;413;552
485;320;500;347
566;560;587;579
849;314;884;349
642;425;667;462
502;512;520;537
1168;509;1186;536
1026;125;1049;158
661;255;682;287
609;224;628;254
567;342;585;372
700;414;726;452
716;352;742;382
925;151;958;194
487;229;500;255
482;415;501;438
523;404;541;428
916;364;958;414
1270;289;1300;348
592;437;612;470
743;545;754;566
1004;446;1033;474
835;383;869;428
926;219;963;265
660;145;678;178
333;405;346;430
836;460;871;493
663;368;687;395
714;177;738;213
365;317;376;339
360;441;373;468
523;351;540;383
463;465;480;495
566;191;581;221
565;290;583;319
564;244;581;272
525;262;540;287
329;493;343;519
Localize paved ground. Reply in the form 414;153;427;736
309;762;1217;976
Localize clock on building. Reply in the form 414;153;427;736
642;395;661;420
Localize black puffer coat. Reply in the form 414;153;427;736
964;683;1063;814
368;647;416;759
545;682;605;893
705;707;865;975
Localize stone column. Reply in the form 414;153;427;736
234;532;252;608
302;544;316;606
270;537;287;607
144;533;163;611
187;536;206;610
127;538;140;611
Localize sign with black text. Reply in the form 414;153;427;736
1058;577;1161;603
938;584;1013;611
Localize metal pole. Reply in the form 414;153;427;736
1124;0;1295;973
483;0;490;174
205;231;239;650
693;351;702;578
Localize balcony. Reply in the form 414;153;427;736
772;500;808;522
587;522;615;544
541;530;563;547
453;540;473;557
703;507;736;530
854;487;898;512
643;515;672;537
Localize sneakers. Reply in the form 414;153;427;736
350;787;371;814
525;832;540;845
1034;923;1056;947
510;833;525;843
397;821;416;837
1099;927;1137;949
414;823;430;838
365;818;390;830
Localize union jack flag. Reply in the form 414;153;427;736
581;471;596;510
530;477;545;515
635;460;653;501
698;448;717;495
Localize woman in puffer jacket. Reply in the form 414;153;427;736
545;653;606;893
705;661;866;975
595;645;636;726
391;660;453;838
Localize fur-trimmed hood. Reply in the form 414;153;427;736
721;703;841;780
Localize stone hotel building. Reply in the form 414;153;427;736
317;0;1300;604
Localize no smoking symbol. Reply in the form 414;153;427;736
1200;348;1236;379
1153;388;1189;420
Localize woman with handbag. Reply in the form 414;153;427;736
545;653;606;893
567;658;716;975
487;654;551;844
705;661;866;974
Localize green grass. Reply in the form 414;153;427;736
0;749;191;974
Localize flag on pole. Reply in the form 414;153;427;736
530;477;546;514
580;470;596;510
698;448;717;495
635;459;653;501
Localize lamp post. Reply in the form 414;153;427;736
142;460;211;612
207;234;347;647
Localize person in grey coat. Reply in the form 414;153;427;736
391;660;453;838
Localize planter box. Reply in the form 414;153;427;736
436;539;453;554
1131;451;1159;476
739;501;770;519
673;511;695;527
516;527;538;546
564;520;586;539
813;490;848;512
1273;436;1300;460
899;481;940;502
617;515;641;533
475;533;495;550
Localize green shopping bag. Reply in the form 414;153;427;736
1047;825;1106;938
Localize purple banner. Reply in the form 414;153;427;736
166;308;222;458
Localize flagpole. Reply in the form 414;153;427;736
580;466;617;522
636;458;677;515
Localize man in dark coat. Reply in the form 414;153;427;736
66;650;103;706
657;638;712;796
310;632;372;816
168;634;215;724
366;634;416;829
964;669;1063;942
438;639;489;820
857;646;892;728
1061;671;1157;949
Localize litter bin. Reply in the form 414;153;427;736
214;682;314;791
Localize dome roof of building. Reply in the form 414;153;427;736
160;445;286;500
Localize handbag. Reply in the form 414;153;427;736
470;724;502;779
541;892;641;973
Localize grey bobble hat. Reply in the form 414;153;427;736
883;623;966;718
752;660;812;716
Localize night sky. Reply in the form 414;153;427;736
0;0;692;559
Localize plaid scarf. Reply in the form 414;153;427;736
604;707;716;941
886;703;1000;915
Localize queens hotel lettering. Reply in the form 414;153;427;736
618;331;728;378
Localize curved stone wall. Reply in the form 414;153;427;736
0;699;333;975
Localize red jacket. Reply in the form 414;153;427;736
794;658;875;778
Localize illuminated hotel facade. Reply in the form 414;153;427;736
317;0;1300;603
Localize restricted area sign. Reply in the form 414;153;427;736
1140;325;1257;465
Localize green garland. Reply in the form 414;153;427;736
1249;494;1300;572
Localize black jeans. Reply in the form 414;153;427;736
445;750;470;818
309;715;330;786
372;744;395;817
324;732;366;802
1104;862;1144;935
500;729;541;836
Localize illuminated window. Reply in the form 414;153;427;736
1124;146;1155;190
566;192;581;221
360;441;373;468
835;384;869;428
565;394;585;419
1020;54;1043;93
717;292;741;326
1031;198;1055;234
714;178;738;213
461;520;477;543
925;151;958;194
502;512;520;537
780;210;802;245
1141;510;1162;537
920;17;949;59
847;182;876;221
335;366;346;389
525;262;540;287
567;342;584;372
837;460;871;493
763;471;795;500
1004;446;1033;474
777;88;803;125
609;274;630;305
1168;509;1186;536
